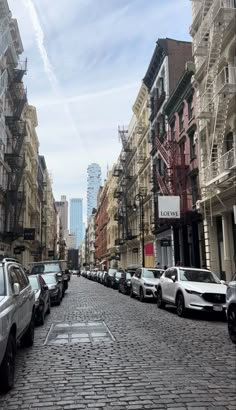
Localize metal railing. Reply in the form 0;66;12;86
202;148;236;184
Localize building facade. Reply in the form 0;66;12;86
87;163;101;222
55;195;68;240
164;62;205;268
70;198;83;248
95;184;109;269
144;38;192;268
190;0;236;280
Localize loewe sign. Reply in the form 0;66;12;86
158;196;180;219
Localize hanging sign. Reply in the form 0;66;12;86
158;196;180;219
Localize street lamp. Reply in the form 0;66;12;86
133;193;145;267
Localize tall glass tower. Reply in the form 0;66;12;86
70;198;83;248
87;163;101;221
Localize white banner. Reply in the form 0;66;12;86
158;196;180;219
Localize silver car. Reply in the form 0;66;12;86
130;267;164;302
226;273;236;344
0;258;35;392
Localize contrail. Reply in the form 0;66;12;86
23;0;58;91
23;0;87;154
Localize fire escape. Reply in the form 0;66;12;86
194;0;236;188
4;60;27;240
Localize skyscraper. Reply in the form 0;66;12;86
87;163;101;221
70;198;83;248
55;195;68;239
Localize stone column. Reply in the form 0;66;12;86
222;212;234;281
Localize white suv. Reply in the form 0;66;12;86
130;268;164;302
0;258;35;392
156;266;227;317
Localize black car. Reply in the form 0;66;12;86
104;269;117;287
30;260;69;296
28;274;50;325
118;272;132;294
41;273;63;305
110;270;124;289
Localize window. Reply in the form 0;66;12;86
187;96;194;120
8;268;19;292
171;121;175;141
191;175;198;205
189;132;195;160
160;77;164;95
15;267;29;290
225;132;234;152
179;110;184;132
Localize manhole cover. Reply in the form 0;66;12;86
44;321;115;345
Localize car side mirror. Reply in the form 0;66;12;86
220;280;226;285
13;283;20;296
43;285;48;291
171;275;176;282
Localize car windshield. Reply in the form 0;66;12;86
142;269;158;279
0;267;5;296
41;274;57;285
29;276;39;290
115;272;122;278
31;263;61;275
108;269;116;275
180;269;221;284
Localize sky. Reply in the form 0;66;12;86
8;0;192;222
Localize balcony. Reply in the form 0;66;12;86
112;165;123;177
215;66;236;95
202;148;236;187
113;188;123;199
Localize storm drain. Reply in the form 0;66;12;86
44;321;115;345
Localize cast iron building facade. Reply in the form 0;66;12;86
87;163;101;222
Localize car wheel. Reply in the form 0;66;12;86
46;299;51;314
139;287;145;302
176;293;186;317
157;288;165;309
118;284;121;293
130;286;134;298
228;305;236;344
21;313;35;347
38;309;45;326
0;333;16;392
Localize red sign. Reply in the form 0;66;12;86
145;243;154;256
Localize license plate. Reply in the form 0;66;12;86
213;305;223;312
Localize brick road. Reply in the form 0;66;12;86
0;276;236;410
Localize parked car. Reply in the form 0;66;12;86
110;270;124;289
130;267;164;302
118;271;132;295
104;268;117;287
126;264;142;276
156;266;227;317
0;258;35;392
100;271;106;284
226;273;236;344
28;274;50;325
30;260;69;296
41;273;63;305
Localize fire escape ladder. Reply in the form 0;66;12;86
0;69;8;98
155;137;171;167
0;30;9;61
156;168;169;196
204;23;224;93
210;93;229;165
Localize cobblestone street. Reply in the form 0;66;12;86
0;277;236;410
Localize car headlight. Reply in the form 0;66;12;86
143;283;154;287
185;289;202;295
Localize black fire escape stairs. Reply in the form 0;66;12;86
4;63;27;241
